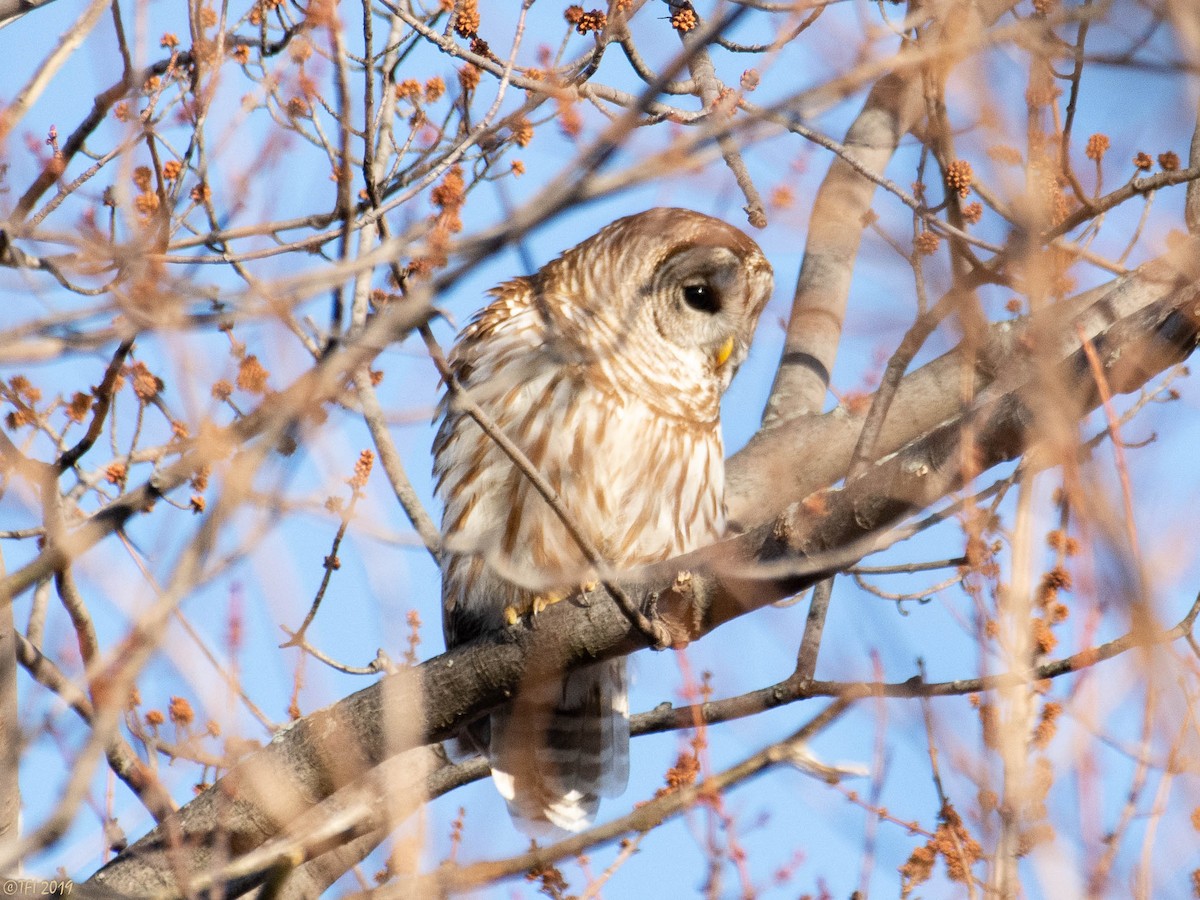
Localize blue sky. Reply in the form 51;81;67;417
3;1;1200;896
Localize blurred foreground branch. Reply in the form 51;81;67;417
89;237;1200;896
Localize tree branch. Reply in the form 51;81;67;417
761;0;1019;422
0;0;62;28
88;240;1200;897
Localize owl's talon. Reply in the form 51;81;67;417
503;591;570;625
531;590;568;616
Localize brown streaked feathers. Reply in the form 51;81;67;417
433;208;773;833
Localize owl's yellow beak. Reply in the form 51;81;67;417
714;336;735;368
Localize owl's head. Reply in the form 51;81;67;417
547;208;774;393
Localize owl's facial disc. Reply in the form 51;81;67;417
616;225;771;388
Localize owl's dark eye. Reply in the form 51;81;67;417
682;283;720;314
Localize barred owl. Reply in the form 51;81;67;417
433;208;773;833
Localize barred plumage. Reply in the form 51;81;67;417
434;208;773;833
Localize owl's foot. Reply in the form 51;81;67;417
532;590;569;616
503;582;600;624
503;589;570;625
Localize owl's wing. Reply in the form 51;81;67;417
434;278;548;648
443;277;541;384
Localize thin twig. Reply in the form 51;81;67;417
381;699;855;898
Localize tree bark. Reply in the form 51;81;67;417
88;241;1200;897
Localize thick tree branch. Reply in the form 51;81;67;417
88;241;1200;897
762;0;1017;422
726;245;1196;526
172;581;1200;900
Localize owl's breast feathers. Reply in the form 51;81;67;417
434;280;726;642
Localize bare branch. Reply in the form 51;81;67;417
87;246;1200;896
0;0;63;28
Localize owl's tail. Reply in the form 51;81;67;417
488;658;630;834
